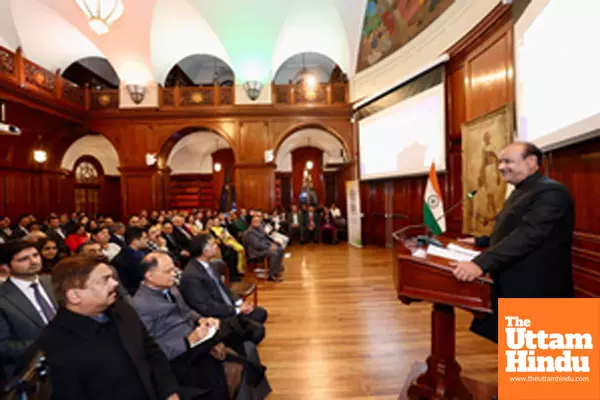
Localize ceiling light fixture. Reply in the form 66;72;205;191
76;0;124;35
243;81;263;101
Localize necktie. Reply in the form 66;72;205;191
30;282;55;323
206;266;233;306
164;289;175;303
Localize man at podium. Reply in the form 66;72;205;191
451;142;575;343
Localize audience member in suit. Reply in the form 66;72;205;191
244;216;284;282
0;240;57;379
163;222;191;266
320;208;338;245
172;216;193;250
45;215;69;256
109;222;127;249
37;255;185;400
285;205;304;245
134;252;243;399
12;215;30;240
180;234;267;345
111;227;149;296
35;238;63;274
302;206;320;243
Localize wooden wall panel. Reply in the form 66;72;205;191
238;121;269;164
120;171;156;217
235;166;275;211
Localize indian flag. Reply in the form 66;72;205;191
423;163;446;235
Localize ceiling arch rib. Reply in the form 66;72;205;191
271;0;350;80
151;0;232;86
10;0;105;73
61;135;120;176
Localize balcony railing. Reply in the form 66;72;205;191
272;82;348;105
1;45;350;114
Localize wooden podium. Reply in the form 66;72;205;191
393;228;496;400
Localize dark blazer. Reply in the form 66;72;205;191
109;234;127;249
46;228;69;256
179;258;240;318
11;226;28;240
173;226;192;250
37;299;181;400
243;227;273;260
0;276;57;378
111;247;145;296
163;233;181;255
471;171;575;342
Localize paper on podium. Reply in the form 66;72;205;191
446;243;481;259
426;244;480;262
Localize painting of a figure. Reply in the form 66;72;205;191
357;0;455;72
461;105;513;236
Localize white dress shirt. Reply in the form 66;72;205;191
102;242;121;262
10;276;55;324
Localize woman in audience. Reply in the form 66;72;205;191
65;223;89;253
211;219;246;279
320;207;338;244
185;215;202;236
36;237;63;274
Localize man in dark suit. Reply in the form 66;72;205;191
0;216;12;243
172;216;193;250
452;142;575;343
111;227;149;296
302;206;320;243
180;234;267;345
45;215;69;256
11;215;30;240
0;240;57;379
244;216;284;282
285;205;304;245
37;255;184;400
109;222;127;249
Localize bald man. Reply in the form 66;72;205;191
452;142;574;343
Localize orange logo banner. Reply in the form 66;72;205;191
499;299;600;400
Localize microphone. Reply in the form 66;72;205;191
391;190;478;243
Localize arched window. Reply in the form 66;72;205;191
73;156;104;217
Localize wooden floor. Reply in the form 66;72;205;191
256;244;498;399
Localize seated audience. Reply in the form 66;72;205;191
134;252;243;399
109;222;127;249
172;216;193;250
45;215;69;255
285;205;304;245
320;208;338;245
111;227;149;296
302;206;320;244
37;255;183;400
180;234;267;345
244;216;284;282
36;238;63;274
91;227;121;262
65;224;89;254
11;215;30;239
211;223;246;282
0;240;57;379
0;216;12;243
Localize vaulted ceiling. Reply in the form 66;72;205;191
0;0;367;85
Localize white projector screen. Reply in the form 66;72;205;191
516;0;600;150
358;83;445;180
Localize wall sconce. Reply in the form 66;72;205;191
33;150;47;164
214;162;222;172
305;160;314;170
145;153;157;166
243;81;263;101
126;84;147;104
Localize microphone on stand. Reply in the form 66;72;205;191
391;190;478;244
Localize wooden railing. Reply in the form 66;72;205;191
0;45;350;113
272;82;349;105
159;85;234;107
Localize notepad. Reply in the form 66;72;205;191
190;325;218;348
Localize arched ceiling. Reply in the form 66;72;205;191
167;131;230;175
61;134;120;175
276;128;344;172
0;0;367;84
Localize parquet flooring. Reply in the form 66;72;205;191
256;244;498;399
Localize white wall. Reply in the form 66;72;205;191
167;131;230;174
275;128;345;172
61;135;120;175
350;0;499;102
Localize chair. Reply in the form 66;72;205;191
212;259;258;305
2;351;51;400
246;256;269;282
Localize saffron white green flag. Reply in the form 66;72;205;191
423;163;446;235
